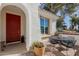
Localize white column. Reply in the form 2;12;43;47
49;19;57;35
25;11;32;50
25;4;41;51
49;19;52;34
52;21;57;35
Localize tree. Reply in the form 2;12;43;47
41;3;77;17
56;17;63;32
76;17;79;31
63;22;67;30
43;3;64;14
70;16;78;30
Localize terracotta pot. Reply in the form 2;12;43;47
34;47;45;56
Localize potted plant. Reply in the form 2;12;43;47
32;41;45;56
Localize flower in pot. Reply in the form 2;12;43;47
32;41;45;56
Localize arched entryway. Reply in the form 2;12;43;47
0;4;41;53
0;4;28;54
1;5;26;44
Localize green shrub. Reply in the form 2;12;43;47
32;41;44;48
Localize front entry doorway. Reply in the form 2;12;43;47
6;13;21;43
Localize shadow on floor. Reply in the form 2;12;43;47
0;43;27;56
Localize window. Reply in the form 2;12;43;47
40;16;49;34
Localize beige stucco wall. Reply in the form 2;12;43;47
39;8;58;35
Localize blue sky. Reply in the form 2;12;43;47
64;15;71;28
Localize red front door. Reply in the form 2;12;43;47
6;13;21;43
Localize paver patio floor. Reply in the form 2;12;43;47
0;39;79;56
